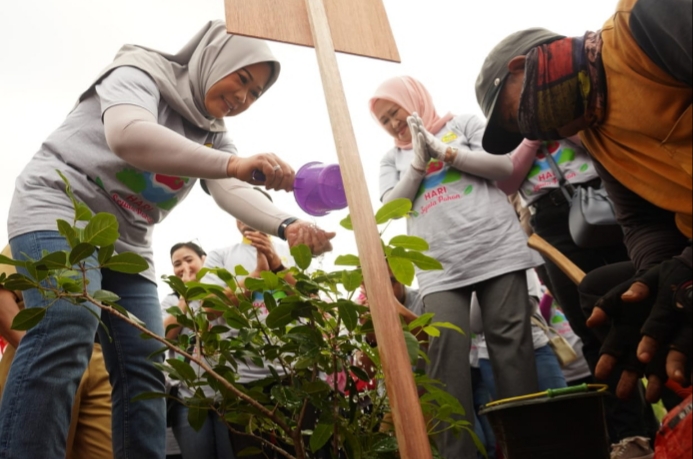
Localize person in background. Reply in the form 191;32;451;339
0;245;113;459
496;137;658;452
161;241;212;459
473;270;567;399
475;0;691;407
370;75;542;459
1;20;334;458
537;292;593;387
197;207;298;458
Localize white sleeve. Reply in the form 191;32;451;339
379;150;425;203
98;67;231;179
205;178;294;237
447;115;512;180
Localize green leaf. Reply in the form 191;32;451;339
340;214;353;230
372;436;399;452
0;254;27;268
35;251;68;270
342;429;363;459
3;274;38;291
234;265;249;276
98;245;114;266
334;254;360;267
263;291;277;312
290;244;312;271
69;243;96;265
103;253;148;274
82;213;119;246
57;219;80;248
403;330;420;365
430;321;465;335
260;271;279;290
310;422;333;453
265;303;296;329
74;202;93;222
375;198;411;224
92;289;120;303
400;251;443;271
57;170;78;208
423;326;441;337
408;312;435;331
337;301;359;332
237;447;263;457
167;358;198;382
187;405;207;432
243;277;266;292
387;257;415;286
341;269;363;292
388;235;429;251
12;308;47;331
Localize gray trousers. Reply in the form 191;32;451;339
424;270;539;459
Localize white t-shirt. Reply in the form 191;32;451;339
8;67;237;282
518;139;599;205
379;114;542;297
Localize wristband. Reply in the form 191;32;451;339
271;263;287;274
277;217;298;241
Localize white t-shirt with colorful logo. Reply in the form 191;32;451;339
519;139;599;205
8;67;238;282
379;114;542;296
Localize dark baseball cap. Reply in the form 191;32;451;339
476;28;564;154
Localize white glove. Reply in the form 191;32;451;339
407;113;431;172
408;113;452;162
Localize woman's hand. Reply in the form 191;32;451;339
246;231;283;271
226;153;295;192
284;220;335;256
408;113;453;163
407;113;431;172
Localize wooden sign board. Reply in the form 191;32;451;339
223;1;430;457
224;0;401;62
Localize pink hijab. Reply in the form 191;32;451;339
369;76;454;149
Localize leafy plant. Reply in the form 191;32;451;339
0;174;485;459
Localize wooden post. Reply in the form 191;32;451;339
301;1;432;457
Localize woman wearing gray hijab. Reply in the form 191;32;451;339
0;20;334;459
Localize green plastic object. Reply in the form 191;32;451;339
545;383;589;398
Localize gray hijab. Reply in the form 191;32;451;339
81;20;280;132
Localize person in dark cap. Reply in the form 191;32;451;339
475;0;691;420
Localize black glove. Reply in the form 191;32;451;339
593;277;653;375
639;254;692;388
639;257;692;347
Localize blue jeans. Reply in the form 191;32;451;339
479;345;567;400
0;231;166;459
471;368;496;459
171;402;235;459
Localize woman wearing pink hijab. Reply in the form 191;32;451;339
370;76;543;459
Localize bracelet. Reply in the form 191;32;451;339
444;147;458;164
271;263;286;274
277;217;298;241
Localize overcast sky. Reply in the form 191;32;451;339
0;0;617;299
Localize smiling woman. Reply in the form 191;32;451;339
0;19;335;459
204;63;274;118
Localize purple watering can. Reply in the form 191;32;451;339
252;162;347;216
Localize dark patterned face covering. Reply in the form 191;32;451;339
517;32;606;140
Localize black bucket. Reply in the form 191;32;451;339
479;384;610;459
